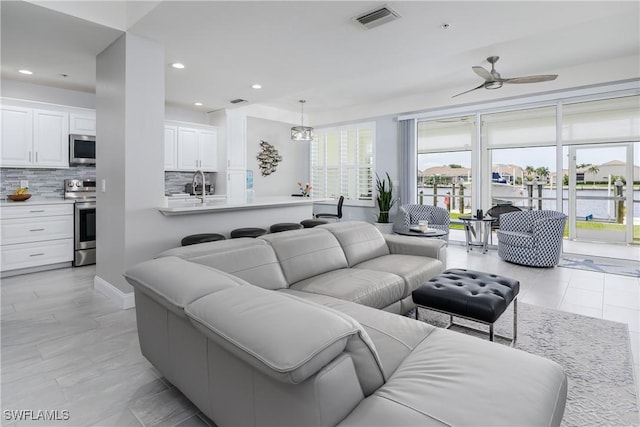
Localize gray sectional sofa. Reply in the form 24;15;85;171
124;221;567;426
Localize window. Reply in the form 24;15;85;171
311;122;375;204
417;116;476;211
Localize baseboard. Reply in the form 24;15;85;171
93;275;135;309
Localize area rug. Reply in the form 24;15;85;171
558;255;640;277
409;303;639;427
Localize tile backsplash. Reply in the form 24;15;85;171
1;168;219;198
165;171;218;195
1;166;96;198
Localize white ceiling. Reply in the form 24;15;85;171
1;1;639;124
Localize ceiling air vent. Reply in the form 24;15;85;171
354;5;400;30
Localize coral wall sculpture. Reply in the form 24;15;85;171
256;140;283;176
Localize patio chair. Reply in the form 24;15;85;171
486;204;522;244
394;204;450;242
497;210;567;267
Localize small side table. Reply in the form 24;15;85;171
459;216;494;253
395;228;447;239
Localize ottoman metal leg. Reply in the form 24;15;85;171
414;298;518;347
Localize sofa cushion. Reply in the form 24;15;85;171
260;228;348;285
185;285;385;395
124;256;247;317
290;268;405;310
282;289;436;379
187;245;287;290
320;221;390;266
339;328;567;427
156;237;265;259
353;254;444;298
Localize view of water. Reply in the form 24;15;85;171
418;186;640;220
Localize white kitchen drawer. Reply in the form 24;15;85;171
1;216;73;245
1;203;73;219
1;239;73;272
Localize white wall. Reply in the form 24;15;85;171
96;33;165;295
0;79;95;108
247;117;308;197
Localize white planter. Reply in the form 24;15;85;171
373;222;394;235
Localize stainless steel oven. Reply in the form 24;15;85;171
64;179;96;266
74;201;96;266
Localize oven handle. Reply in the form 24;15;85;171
75;202;96;211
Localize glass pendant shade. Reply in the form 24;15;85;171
291;125;313;141
291;100;313;141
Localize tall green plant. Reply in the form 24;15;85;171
375;172;395;223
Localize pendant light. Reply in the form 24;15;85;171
291;100;313;141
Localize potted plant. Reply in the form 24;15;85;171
374;172;395;234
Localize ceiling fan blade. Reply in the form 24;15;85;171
502;75;558;84
452;82;486;98
472;66;492;81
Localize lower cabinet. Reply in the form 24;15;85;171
0;203;74;273
1;239;74;271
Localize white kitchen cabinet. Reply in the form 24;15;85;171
0;105;68;168
164;125;178;170
168;123;218;172
198;128;218;171
226;110;247;203
33;109;69;167
0;202;74;274
69;111;96;136
1;106;32;166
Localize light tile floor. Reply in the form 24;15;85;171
1;241;638;425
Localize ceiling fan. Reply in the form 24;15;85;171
452;56;558;98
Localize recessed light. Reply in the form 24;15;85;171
193;102;203;106
171;63;185;69
18;69;33;75
251;84;262;89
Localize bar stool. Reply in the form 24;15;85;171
300;219;328;228
181;233;226;246
269;223;303;233
230;227;267;238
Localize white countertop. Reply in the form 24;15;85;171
0;197;73;206
158;196;325;216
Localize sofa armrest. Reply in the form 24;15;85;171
185;285;385;393
384;234;447;265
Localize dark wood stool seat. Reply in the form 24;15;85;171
181;233;226;246
230;228;267;238
269;223;303;233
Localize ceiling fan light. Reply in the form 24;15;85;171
291;100;313;141
485;81;502;89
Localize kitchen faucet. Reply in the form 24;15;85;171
192;170;206;203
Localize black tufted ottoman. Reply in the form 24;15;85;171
412;268;519;344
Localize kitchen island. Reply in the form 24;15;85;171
158;195;321;216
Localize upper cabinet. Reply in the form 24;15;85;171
164;125;178;170
1;105;69;168
69;112;96;136
165;121;218;172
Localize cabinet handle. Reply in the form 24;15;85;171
35;152;38;162
29;151;32;162
29;228;45;232
29;253;45;257
29;210;45;213
228;160;230;167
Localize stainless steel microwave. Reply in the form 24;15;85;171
69;134;96;164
